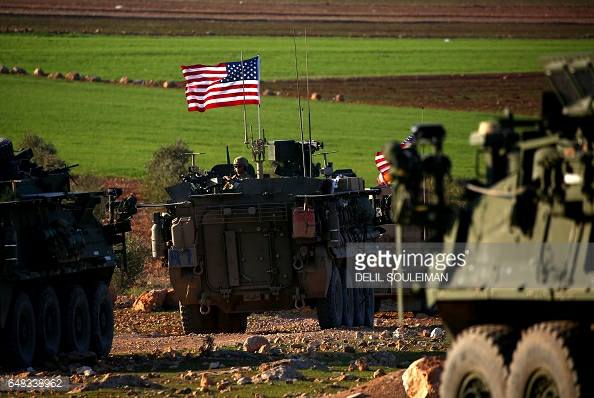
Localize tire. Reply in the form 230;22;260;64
62;286;91;353
316;264;343;329
340;266;354;327
35;286;61;359
217;312;248;333
89;282;114;358
506;321;588;398
362;288;375;328
440;325;516;398
352;288;365;326
6;291;36;368
179;303;218;334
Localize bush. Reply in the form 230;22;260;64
18;133;66;170
112;234;150;293
143;140;191;202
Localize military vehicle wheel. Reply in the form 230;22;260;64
317;265;343;329
506;321;586;398
179;303;218;334
218;312;248;333
352;288;365;326
89;282;114;358
62;286;91;353
6;291;36;368
35;286;61;359
362;288;375;328
340;267;354;327
440;325;515;398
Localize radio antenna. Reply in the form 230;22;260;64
304;28;313;177
293;29;306;177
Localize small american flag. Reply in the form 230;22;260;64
181;56;260;112
374;132;417;185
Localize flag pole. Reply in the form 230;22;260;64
257;55;262;141
240;51;248;144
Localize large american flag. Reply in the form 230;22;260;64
180;56;260;112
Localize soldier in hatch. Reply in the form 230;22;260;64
223;156;254;189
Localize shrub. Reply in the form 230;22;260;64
18;133;66;170
112;234;149;293
143;140;191;202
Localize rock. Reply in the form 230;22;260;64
263;89;276;96
0;65;9;74
162;80;176;88
132;289;168;312
257;344;270;354
373;368;386;378
354;358;368;371
379;330;392;340
64;72;81;81
11;66;27;74
237;376;251;385
402;356;443;398
33;67;47;77
310;92;321;100
175;387;192;394
76;366;95;376
252;364;303;384
48;72;64;80
430;327;445;339
132;79;144;85
119;76;130;84
355;331;364;339
208;362;221;369
420;329;430;338
334;94;345;102
85;75;102;82
200;373;213;387
243;335;270;353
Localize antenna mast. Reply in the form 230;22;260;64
304;29;313;177
293;30;306;177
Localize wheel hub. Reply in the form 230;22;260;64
458;372;491;398
525;369;560;398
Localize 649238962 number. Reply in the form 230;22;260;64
1;376;70;391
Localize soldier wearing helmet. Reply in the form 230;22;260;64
223;156;253;190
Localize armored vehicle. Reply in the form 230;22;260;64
386;56;594;397
152;139;380;332
0;139;135;368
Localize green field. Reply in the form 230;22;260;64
1;34;592;81
0;74;494;182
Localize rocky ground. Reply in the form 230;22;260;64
0;299;446;397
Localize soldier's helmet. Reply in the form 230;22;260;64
233;156;249;168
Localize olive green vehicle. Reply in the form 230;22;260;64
152;139;381;333
0;139;136;368
386;56;594;397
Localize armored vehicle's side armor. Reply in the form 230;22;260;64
0;139;135;368
153;140;380;332
386;56;594;397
